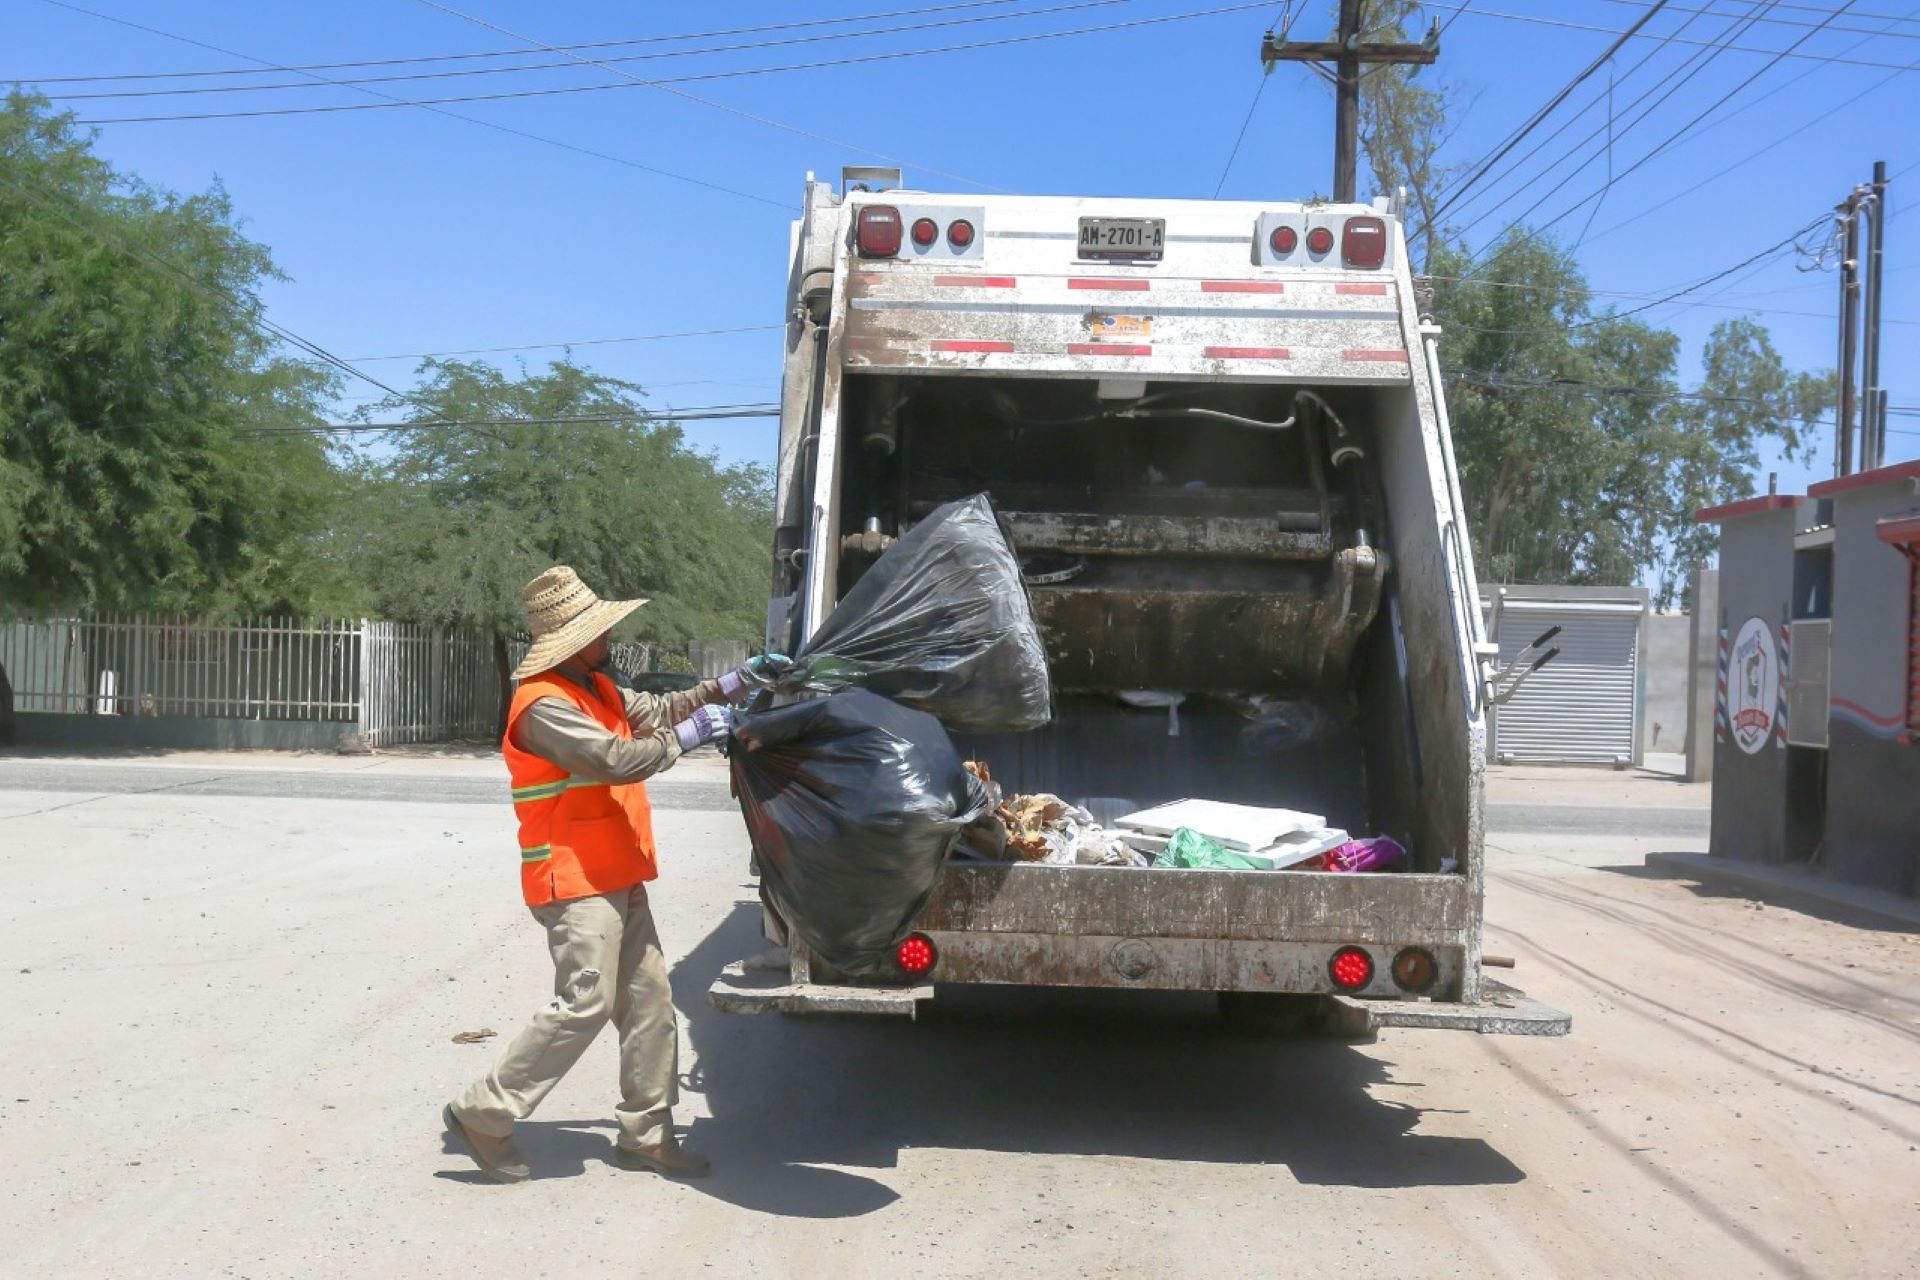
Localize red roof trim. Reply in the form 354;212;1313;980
1876;512;1920;547
1693;494;1802;523
1808;458;1920;497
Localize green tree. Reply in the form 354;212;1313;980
1350;0;1453;266
346;359;772;715
0;93;347;733
1432;235;1829;604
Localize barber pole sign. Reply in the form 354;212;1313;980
1715;620;1730;743
1775;619;1791;747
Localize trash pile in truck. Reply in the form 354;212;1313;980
957;773;1408;874
730;490;1417;978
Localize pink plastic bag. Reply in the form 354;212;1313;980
1316;835;1407;873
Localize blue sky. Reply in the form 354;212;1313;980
8;0;1916;495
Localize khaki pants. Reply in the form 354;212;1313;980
453;883;677;1150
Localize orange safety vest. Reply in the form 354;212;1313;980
503;671;658;906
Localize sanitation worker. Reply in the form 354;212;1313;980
443;566;789;1184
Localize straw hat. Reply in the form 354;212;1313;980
512;566;647;680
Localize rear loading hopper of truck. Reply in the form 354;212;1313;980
709;170;1568;1038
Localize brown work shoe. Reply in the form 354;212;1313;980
615;1137;711;1179
443;1104;530;1184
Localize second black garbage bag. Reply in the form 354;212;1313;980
775;493;1052;734
730;688;991;977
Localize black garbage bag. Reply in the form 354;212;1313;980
731;689;990;978
775;493;1052;734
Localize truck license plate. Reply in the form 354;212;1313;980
1078;217;1165;261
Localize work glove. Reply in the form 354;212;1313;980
718;652;795;704
673;704;734;752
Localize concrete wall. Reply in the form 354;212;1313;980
1820;476;1920;897
1708;503;1804;867
1685;568;1719;782
12;713;355;752
1642;612;1690;755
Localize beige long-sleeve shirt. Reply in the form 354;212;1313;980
511;665;729;785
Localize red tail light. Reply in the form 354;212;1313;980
1328;946;1373;991
857;205;903;257
947;218;976;248
1305;226;1335;255
1269;225;1298;255
896;933;938;976
1342;216;1386;268
910;217;938;247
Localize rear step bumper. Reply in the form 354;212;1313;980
1326;979;1570;1037
708;964;1570;1036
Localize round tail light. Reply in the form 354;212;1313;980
947;219;976;248
1305;226;1335;255
910;217;938;247
1269;225;1297;255
1391;947;1438;993
896;933;938;976
1328;945;1374;991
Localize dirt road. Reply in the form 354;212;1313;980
0;754;1913;1278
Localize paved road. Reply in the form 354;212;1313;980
1;759;1910;1278
0;760;1708;835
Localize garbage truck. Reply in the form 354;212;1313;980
708;168;1569;1037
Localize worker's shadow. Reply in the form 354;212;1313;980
668;901;1525;1220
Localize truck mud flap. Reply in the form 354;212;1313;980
1326;979;1570;1037
707;961;931;1017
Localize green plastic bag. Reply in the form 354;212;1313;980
1156;827;1277;871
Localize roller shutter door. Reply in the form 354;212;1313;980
1493;600;1643;764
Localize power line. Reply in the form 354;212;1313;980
1414;0;1920;69
1450;368;1920;437
16;0;1077;83
0;165;410;402
232;406;782;438
1470;0;1863;257
1578;4;1920;245
1427;0;1721;233
1449;0;1778;245
347;325;785;363
1591;0;1920;39
1572;214;1829;325
410;0;1011;194
37;0;1139;100
40;0;793;209
69;2;1281;125
1428;0;1672;226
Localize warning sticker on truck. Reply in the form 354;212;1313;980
1085;314;1154;339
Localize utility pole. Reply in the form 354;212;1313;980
1835;188;1863;477
1261;1;1439;202
1860;160;1889;471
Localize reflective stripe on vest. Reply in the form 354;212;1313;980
509;776;607;803
502;670;659;906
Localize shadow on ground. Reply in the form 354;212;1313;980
666;902;1525;1220
1604;857;1920;936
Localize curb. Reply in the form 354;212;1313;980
1645;851;1920;932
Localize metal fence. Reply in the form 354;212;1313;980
358;622;501;747
0;616;499;747
2;616;752;748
